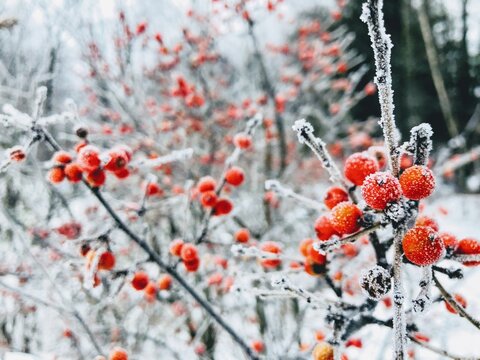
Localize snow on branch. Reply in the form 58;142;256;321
412;266;432;313
265;179;325;211
292;119;347;189
135;148;194;168
406;123;433;166
361;0;400;177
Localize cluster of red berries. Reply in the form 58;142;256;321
130;271;173;301
169;239;200;272
48;140;133;187
299;238;326;276
196;165;246;215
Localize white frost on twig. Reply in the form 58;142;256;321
134;148;194;168
265;179;325;210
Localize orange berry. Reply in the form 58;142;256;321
399;165;435;200
235;228;250;243
299;238;314;257
234;133;252;149
109;347;128;360
225;166;245;186
64;163;83;182
98;251;116;270
304;260;325;276
158;274;172;290
104;148;129;172
307;242;326;264
169;239;184;257
455;238;480;266
312;342;334;360
180;243;198;262
144;281;157;297
48;167;65;184
53;150;72;164
444;293;467;314
197;176;216;193
131;271;149;291
344;153;379;186
78;145;101;171
330;202;363;235
402;226;444;266
86;168;106;187
184;257;200;272
415;215;439;231
361;172;402;210
324;187;348;210
200;191;217;207
314;215;339;240
260;241;281;268
213;198;233;216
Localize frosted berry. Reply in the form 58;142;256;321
344;152;379;186
197;176;216;193
235;228;250;243
225;166;245;186
180;243;198;262
312;342;334;360
314;215;338;240
200;191;217;207
53;150;72;164
299;238;314;257
158;274;172;290
169;239;184;257
439;232;457;249
307;242;326;265
323;186;348;210
260;241;281;268
361;172;401;210
109;347;128;360
444;293;467;314
78;145;101;171
233;133;252;149
455;238;480;266
104;149;129;172
131;271;149;290
402;226;444;266
48;167;65;184
64;163;83;183
114;167;130;179
415;215;439;231
399;165;435;200
360;265;391;300
9;146;26;162
330;202;363;235
213;198;233;216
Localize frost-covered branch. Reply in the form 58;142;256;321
265;179;325;211
412;266;432;313
314;223;383;253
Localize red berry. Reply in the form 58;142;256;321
9;146;26;162
169;239;184;257
104;149;129;172
184;257;200;272
213;198;233;216
78;145;101;171
131;271;149;291
180;243;198;262
307;242;326;265
225;166;245;187
114;167;130;179
455;238;480;266
444;293;467;314
299;238;314;257
251;340;265;353
98;251;116;270
415;215;439;231
330;202;363;235
48;167;65;184
364;82;376;96
198;176;216;193
200;191;217;207
235;228;250;243
260;241;281;268
53;150;72;164
64;163;83;183
158;274;172;290
361;172;401;210
439;232;457;249
314;215;339;240
344;153;379;186
233;133;252;149
399;165;435;200
86;168;106;187
146;182;163;196
323;186;348;210
109;347;128;360
402;226;444;266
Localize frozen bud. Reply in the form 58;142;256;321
76;127;88;138
360;265;391;300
